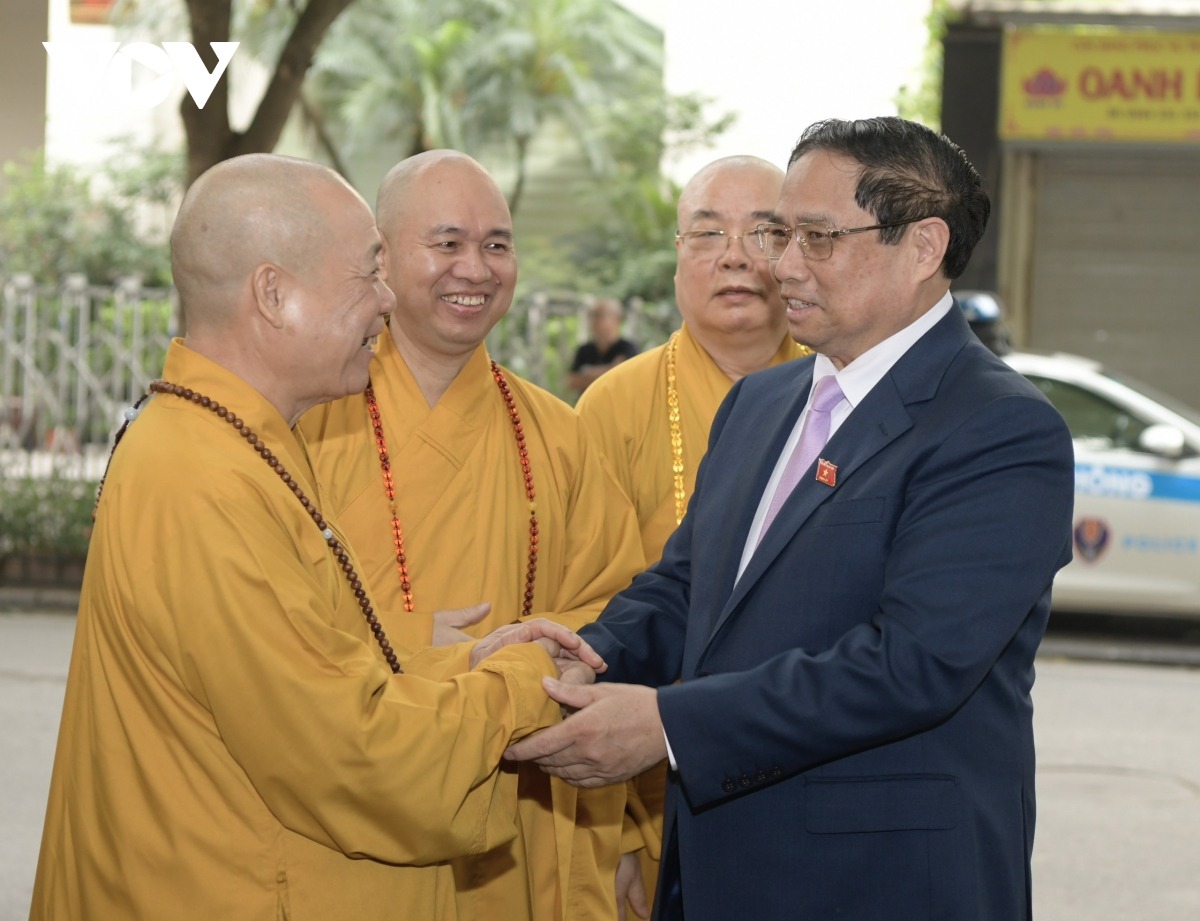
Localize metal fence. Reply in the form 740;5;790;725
2;274;176;455
1;275;678;462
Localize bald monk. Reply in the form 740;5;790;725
575;155;810;917
301;150;645;920
29;154;604;921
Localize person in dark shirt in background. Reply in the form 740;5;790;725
568;297;639;396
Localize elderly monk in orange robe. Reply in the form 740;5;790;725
29;154;604;921
575;155;810;918
301;151;645;921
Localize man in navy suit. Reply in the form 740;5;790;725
506;117;1075;921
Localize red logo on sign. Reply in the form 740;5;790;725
1024;68;1067;97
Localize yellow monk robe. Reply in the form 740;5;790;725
30;341;564;921
301;335;646;921
575;321;809;899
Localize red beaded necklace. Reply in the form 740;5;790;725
365;360;539;618
98;380;403;674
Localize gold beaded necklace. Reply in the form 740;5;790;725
97;381;403;674
665;332;686;525
365;359;539;618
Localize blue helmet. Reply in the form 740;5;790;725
955;290;1011;355
956;290;1004;325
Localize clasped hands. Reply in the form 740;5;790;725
437;602;605;681
502;677;666;788
436;603;667;787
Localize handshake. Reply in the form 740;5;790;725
436;603;605;685
435;603;666;790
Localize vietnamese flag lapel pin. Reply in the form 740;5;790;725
815;458;838;487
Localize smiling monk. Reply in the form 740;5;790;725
301;150;645;921
29;154;608;921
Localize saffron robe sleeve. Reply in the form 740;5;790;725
30;342;562;921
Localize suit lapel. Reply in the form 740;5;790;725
711;376;912;640
731;368;814;547
701;307;974;653
690;368;812;642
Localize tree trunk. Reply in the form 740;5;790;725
298;91;352;182
181;0;233;188
181;0;358;188
509;134;530;217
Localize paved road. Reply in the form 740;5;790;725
3;610;1199;920
1;611;75;921
1032;649;1200;919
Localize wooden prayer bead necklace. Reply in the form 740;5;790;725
93;392;150;523
665;332;687;525
365;360;539;617
96;381;403;674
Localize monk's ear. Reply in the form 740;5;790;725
911;217;950;283
251;263;287;330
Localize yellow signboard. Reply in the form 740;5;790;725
1001;27;1200;143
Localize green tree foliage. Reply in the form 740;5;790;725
0;152;176;286
461;0;662;214
299;0;732;309
0;472;97;558
102;1;732;313
297;0;475;168
896;0;954;129
568;89;735;306
304;0;665;214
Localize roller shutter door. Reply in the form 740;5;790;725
1027;150;1200;407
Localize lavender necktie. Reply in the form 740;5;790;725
758;374;845;541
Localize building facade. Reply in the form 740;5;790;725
944;0;1200;407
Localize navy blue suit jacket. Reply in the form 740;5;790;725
582;307;1075;921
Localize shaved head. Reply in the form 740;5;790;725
589;297;623;319
375;149;508;245
677;155;784;229
168;154;392;425
171;154;356;333
672;154;791;379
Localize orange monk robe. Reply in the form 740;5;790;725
30;341;563;921
575;322;809;897
301;335;646;921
